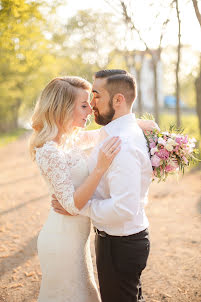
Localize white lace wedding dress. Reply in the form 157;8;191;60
35;131;100;302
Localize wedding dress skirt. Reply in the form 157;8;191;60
35;141;100;302
37;210;100;302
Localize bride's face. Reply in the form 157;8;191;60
72;88;92;128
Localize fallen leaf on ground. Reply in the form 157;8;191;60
24;271;35;277
9;284;23;289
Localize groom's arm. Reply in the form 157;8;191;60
81;148;146;225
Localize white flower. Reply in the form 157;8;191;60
167;138;178;146
151;147;158;155
187;143;195;152
189;143;195;148
189;138;196;143
158;137;166;145
162;131;170;136
165;144;173;152
170;133;176;138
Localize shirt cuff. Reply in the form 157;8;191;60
79;200;91;217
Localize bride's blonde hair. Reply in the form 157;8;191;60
29;76;91;160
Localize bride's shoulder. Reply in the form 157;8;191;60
35;141;58;154
35;141;66;173
35;141;62;162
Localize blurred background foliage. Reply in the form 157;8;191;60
0;0;200;159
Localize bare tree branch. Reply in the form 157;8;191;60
120;1;172;59
104;0;123;17
192;0;201;27
158;0;175;49
116;0;173;123
120;1;150;52
191;0;201;134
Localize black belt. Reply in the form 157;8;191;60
94;227;148;238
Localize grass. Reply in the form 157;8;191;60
0;128;27;147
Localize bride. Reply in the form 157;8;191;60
30;76;121;302
29;76;155;302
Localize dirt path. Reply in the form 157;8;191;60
0;135;201;302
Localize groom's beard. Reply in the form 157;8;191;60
93;99;115;126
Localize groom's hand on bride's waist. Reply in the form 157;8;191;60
51;195;72;216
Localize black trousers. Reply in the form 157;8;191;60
95;228;150;302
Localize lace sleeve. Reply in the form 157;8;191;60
35;142;79;215
76;129;101;149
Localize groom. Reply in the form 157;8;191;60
52;69;153;302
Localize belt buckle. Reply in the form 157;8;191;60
99;231;107;238
94;227;98;235
94;227;106;238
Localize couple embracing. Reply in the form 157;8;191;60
30;69;158;302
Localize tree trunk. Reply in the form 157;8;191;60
191;0;201;134
175;0;181;128
136;68;143;116
0;99;21;133
124;52;143;115
175;54;181;128
152;59;159;124
12;98;21;129
195;71;201;135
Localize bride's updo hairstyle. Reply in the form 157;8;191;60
29;76;91;160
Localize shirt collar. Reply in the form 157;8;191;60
103;113;136;136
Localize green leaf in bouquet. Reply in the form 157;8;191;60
168;124;184;134
141;113;155;121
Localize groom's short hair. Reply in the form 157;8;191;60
95;69;137;106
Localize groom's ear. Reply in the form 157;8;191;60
113;93;126;108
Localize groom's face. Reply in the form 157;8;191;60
91;78;115;126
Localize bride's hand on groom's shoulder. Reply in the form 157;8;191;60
51;195;73;216
137;118;160;133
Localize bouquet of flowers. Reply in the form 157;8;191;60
143;116;199;182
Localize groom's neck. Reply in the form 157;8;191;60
112;108;132;121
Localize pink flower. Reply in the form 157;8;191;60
156;148;170;159
150;142;156;148
175;137;182;145
174;145;180;152
165;165;175;172
183;135;188;144
151;155;161;167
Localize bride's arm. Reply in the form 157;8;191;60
37;138;120;215
137;118;160;132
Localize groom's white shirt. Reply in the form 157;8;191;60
81;113;152;236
